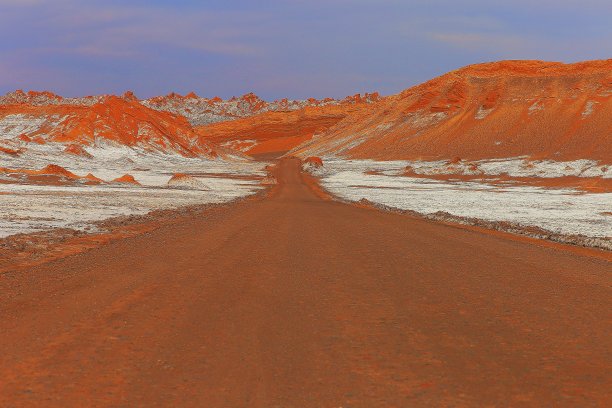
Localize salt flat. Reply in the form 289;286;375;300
316;159;612;238
0;142;265;237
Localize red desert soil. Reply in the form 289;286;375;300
0;158;610;407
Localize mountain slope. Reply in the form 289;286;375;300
0;94;225;158
0;90;381;159
291;59;612;163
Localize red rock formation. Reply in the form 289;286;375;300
195;102;374;158
293;59;612;163
0;164;104;186
113;174;140;185
0;96;225;158
302;156;324;174
83;173;104;184
36;164;79;179
0;146;21;156
304;157;323;167
64;144;93;158
0;89;379;159
122;91;138;101
167;173;208;189
142;92;379;127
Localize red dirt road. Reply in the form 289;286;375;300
1;158;610;407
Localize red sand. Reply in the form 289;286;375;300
0;158;610;406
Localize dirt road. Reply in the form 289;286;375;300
1;158;610;407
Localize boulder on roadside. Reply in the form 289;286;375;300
304;156;323;167
302;156;325;174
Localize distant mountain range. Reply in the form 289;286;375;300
1;59;610;162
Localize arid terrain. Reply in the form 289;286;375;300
1;59;611;406
1;158;610;407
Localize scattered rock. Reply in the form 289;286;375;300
122;90;138;101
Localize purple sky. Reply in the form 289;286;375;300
1;0;610;100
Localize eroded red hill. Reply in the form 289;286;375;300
293;59;612;163
0;96;227;158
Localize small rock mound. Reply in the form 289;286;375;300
404;165;418;176
304;156;323;167
64;144;93;158
83;173;104;184
167;173;208;190
37;164;79;179
113;174;140;185
302;156;325;175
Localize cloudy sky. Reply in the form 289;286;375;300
0;0;610;99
